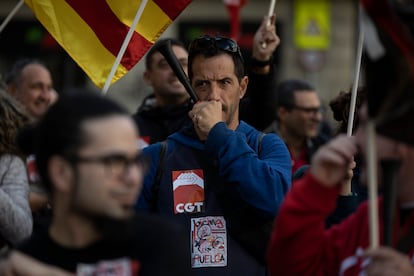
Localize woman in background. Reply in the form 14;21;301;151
0;89;33;253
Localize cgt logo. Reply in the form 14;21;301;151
175;202;204;214
173;169;205;214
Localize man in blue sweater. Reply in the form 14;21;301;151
135;35;291;275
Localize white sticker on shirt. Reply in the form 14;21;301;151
191;216;227;268
77;257;139;276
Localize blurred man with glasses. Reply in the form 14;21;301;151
2;91;191;275
264;79;331;175
135;35;291;275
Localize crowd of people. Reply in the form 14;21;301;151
0;1;413;275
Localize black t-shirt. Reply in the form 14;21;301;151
18;213;191;276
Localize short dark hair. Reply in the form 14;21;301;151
4;58;46;86
32;90;129;191
188;35;245;82
276;79;315;110
145;38;187;70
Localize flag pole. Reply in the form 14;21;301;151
367;120;379;248
266;0;276;27
261;0;276;49
0;0;24;35
347;3;364;137
101;0;148;95
356;2;379;249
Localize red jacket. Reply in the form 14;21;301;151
267;172;414;276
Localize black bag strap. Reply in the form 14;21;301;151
257;132;265;157
151;132;265;210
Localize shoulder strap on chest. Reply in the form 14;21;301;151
150;140;168;212
257;132;265;156
150;132;264;208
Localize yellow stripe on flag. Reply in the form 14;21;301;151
25;0;128;87
108;0;172;44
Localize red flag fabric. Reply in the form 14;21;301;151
223;0;247;41
361;0;414;145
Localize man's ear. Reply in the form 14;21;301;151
6;84;18;98
277;107;287;121
143;71;152;86
239;76;249;99
48;156;74;193
395;142;411;159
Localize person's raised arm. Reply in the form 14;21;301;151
251;15;279;75
241;15;280;130
268;135;359;275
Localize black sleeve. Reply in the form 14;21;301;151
325;194;359;228
239;63;278;131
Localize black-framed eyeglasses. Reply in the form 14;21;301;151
291;105;322;114
189;35;244;63
66;153;149;176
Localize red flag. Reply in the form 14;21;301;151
223;0;247;41
361;0;414;145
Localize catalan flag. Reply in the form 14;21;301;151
24;0;192;88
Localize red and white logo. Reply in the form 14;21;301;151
26;154;40;183
172;169;205;214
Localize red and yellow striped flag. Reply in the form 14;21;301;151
24;0;192;88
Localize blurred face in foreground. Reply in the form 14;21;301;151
68;115;145;220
